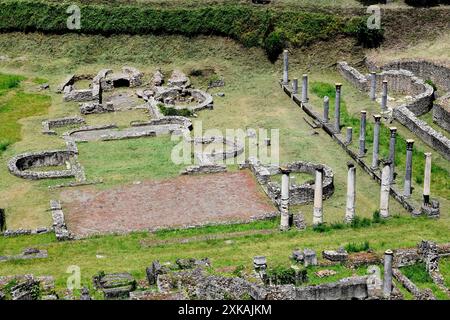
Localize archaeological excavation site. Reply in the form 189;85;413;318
0;0;449;308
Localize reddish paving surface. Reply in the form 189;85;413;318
61;171;275;238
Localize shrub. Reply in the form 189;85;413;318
0;73;24;90
158;104;193;117
263;30;286;63
312;223;331;233
345;241;370;253
425;79;437;91
351;18;384;48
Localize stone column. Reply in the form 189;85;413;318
423;152;432;205
371;115;381;170
313;167;324;225
404;139;414;198
370;72;377;101
323;96;329;122
380;161;391;218
301;74;308;103
345;127;353;145
381;80;388;111
292;78;298;95
345;162;356;223
280;167;291;231
359;110;367;157
335;83;342;132
383;249;393;298
388;127;397;183
282;50;289;85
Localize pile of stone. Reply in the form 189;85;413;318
0;247;48;262
322;247;348;262
290;248;318;267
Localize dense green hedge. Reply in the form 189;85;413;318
0;1;383;60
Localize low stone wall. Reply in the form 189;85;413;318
393;105;450;160
433;93;450;133
42;116;85;135
1;227;50;237
246;157;334;206
180;164;227;175
7;150;76;180
337;61;450;160
50;200;72;241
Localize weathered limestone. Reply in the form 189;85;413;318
388;127;397;183
322;247;348;262
345;162;356;223
282;50;289;85
381;80;388;111
345;127;352;145
359;110;367;157
323;96;330;122
313;167;324;225
303;249;318;267
301;74;308;103
370;72;377;101
371;115;382;169
423;152;432;205
403;139;414;198
253;256;267;278
292;78;298;95
334;83;342;132
93;272;136;300
383;250;393;298
279;167;291;231
380;161;391;218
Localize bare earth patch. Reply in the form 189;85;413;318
61;170;275;238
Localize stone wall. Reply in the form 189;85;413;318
42;116;85;135
368;59;450;92
337;61;450;160
50;200;72;241
393;105;450;160
433;93;450;133
245;157;334;206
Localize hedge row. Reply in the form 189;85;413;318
0;1;383;60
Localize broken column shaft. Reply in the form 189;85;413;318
282;50;289;85
380;161;391;218
335;83;342;132
323;96;329;122
280;168;291;231
301;74;308;103
292;78;298;95
388;127;397;183
359;110;367;157
383;250;393;298
371;114;381;170
423;152;432;205
345;162;356;223
404;139;414;198
313;167;324;225
370;72;376;101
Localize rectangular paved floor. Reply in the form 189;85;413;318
61;170;275;238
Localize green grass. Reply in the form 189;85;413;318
0;214;447;298
401;262;449;299
76;136;185;187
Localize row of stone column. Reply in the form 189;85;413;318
279;149;434;230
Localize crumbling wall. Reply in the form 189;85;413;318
433;93;450;133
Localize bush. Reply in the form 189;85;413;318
263;30;286;63
345;241;370;253
405;0;440;7
350;18;384;48
401;263;433;284
265;266;307;285
158;104;193;117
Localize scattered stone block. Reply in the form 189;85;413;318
315;269;337;278
176;258;211;270
303;249;317;267
291;249;304;263
293;213;306;230
146;260;168;285
322;247;348;262
80;287;91;300
253;256;267;272
93;272;136;300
